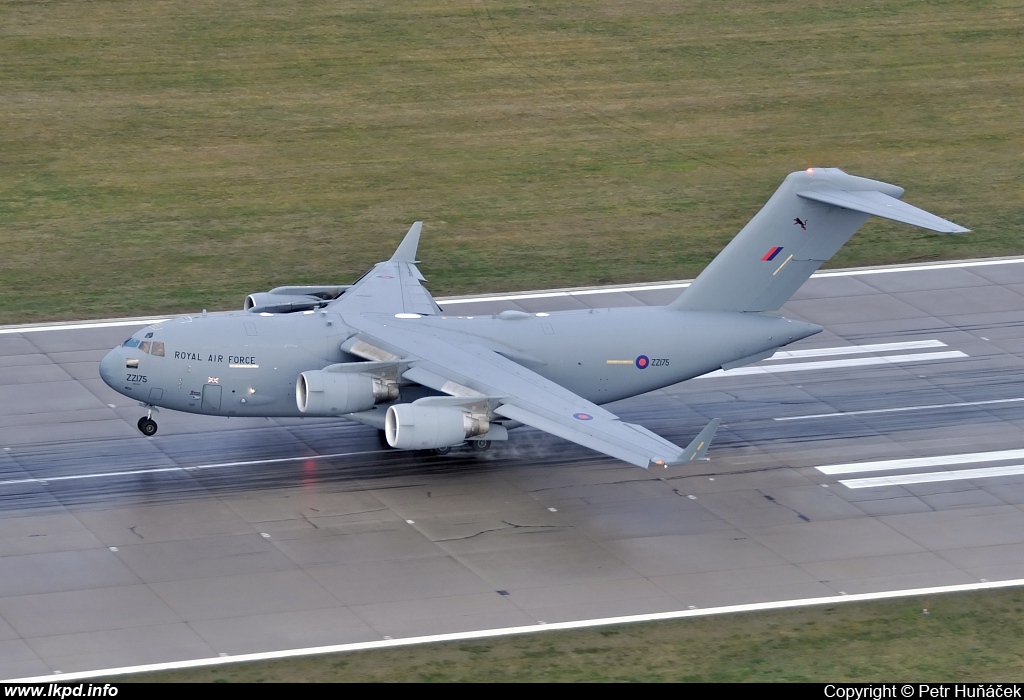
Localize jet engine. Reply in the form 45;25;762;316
296;370;398;416
244;286;350;313
245;293;327;314
385;404;490;450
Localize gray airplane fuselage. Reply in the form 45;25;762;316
99;306;820;424
95;170;968;466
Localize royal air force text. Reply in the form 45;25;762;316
172;352;256;364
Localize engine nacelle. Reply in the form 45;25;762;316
296;370;397;416
385;404;490;450
245;286;351;313
244;292;326;314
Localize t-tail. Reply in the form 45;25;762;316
672;168;969;313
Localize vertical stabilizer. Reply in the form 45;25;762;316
671;169;966;313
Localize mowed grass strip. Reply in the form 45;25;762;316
1;1;1022;323
117;588;1024;682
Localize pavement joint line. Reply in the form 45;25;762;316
7;577;1024;683
3;257;1024;333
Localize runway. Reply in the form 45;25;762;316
5;258;1024;679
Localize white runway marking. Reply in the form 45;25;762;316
767;339;946;360
8;577;1024;682
440;257;1024;305
0;318;167;335
0;450;385;487
2;257;1022;332
813;257;1024;278
816;448;1024;476
840;465;1024;489
776;397;1024;421
698;350;967;378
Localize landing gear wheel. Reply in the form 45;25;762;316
469;440;491;453
377;430;392;449
433;446;452;455
137;417;158;437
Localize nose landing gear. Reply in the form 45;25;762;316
137;406;158;436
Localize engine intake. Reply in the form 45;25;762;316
385;404;490;450
296;370;398;416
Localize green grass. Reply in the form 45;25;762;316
115;588;1024;682
2;1;1023;323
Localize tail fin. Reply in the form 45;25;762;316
671;168;968;313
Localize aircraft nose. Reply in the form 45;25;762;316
99;348;121;389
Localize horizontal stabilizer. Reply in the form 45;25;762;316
798;187;969;233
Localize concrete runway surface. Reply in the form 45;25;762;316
4;258;1024;679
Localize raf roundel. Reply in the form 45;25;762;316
573;412;594;421
635;355;650;369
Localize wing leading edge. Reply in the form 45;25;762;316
343;317;720;469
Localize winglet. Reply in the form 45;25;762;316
648;418;721;470
389;221;423;262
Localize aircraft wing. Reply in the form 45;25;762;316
343;317;717;469
332;222;443;316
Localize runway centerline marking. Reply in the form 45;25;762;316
816;448;1024;476
777;397;1024;421
0;450;385;487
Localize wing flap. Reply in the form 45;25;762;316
493;404;683;469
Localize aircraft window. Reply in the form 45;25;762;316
151;341;165;357
139;341;152;354
123;338;141;348
145;332;154;339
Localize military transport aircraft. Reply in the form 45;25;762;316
99;168;968;470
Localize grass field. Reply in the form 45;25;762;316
118;588;1024;682
2;1;1022;323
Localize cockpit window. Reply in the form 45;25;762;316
123;338;164;356
128;339;165;356
145;332;154;339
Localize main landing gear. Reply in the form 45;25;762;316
137;407;158;436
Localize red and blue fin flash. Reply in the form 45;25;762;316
761;246;784;262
